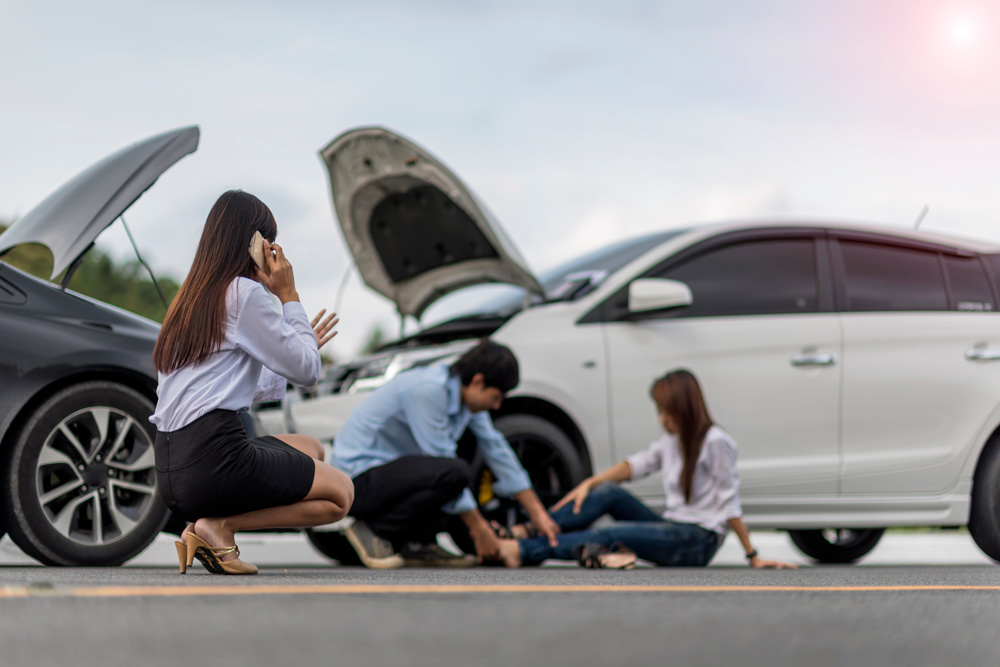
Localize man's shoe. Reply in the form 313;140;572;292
343;521;404;569
399;543;478;568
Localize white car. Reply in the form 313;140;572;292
257;127;1000;565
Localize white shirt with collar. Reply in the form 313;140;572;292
150;277;321;432
626;425;743;536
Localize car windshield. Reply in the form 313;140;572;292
419;228;689;328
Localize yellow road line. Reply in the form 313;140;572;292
1;583;1000;599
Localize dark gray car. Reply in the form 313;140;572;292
0;127;198;565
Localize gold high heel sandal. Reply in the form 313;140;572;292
184;533;258;575
174;524;197;574
175;539;194;573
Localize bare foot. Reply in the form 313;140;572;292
497;539;522;568
509;524;530;540
489;521;531;540
194;518;238;561
180;523;196;541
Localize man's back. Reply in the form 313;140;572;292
333;363;472;478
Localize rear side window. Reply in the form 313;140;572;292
943;255;994;312
840;241;947;312
652;239;818;318
984;255;1000;303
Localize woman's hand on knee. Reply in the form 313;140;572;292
552;477;596;514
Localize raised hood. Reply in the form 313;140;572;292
320;127;543;319
0;126;199;281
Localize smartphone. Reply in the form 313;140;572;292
249;231;271;276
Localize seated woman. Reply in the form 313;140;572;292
494;369;795;569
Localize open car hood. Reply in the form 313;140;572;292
0;126;199;281
319;127;543;319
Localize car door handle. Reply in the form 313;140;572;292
965;348;1000;361
790;353;837;367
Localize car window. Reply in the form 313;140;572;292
649;238;819;318
943;255;995;312
418;229;689;327
840;241;947;312
985;254;1000;289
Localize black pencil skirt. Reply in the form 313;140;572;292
154;409;315;522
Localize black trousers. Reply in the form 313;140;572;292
349;456;474;551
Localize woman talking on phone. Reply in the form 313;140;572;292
151;190;353;575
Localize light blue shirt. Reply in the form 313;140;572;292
333;364;532;514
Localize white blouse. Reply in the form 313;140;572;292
625;425;743;536
150;277;321;432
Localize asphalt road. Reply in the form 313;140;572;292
1;532;998;667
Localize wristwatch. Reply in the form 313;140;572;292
745;549;759;561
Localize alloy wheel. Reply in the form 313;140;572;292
34;406;158;546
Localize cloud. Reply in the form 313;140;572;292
7;0;1000;358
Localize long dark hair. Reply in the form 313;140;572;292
650;369;714;503
153;190;277;374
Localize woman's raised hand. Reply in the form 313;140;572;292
311;309;339;350
257;240;299;304
552;478;595;514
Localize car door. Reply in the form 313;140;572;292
833;235;1000;494
596;229;842;502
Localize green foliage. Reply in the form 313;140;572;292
361;323;388;354
0;236;53;279
0;222;180;322
64;251;181;323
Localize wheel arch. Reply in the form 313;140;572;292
0;368;157;459
494;396;593;477
971;426;1000;513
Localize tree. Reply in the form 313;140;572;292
361;323;388;354
0;222;180;323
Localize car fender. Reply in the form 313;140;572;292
962;401;1000;482
0;365;156;455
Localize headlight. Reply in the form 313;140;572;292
356;355;392;380
337;341;479;395
341;354;395;394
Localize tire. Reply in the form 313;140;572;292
2;382;169;566
788;528;885;563
489;414;587;512
969;439;1000;563
305;529;362;565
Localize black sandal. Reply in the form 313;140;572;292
489;520;537;540
489;520;515;540
573;542;637;570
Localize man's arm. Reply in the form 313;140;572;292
468;414;560;546
459;508;501;562
513;488;560;547
398;382;482;516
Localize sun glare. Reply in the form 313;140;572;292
948;16;979;48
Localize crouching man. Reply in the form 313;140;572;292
333;339;559;568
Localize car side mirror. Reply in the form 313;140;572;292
627;278;693;313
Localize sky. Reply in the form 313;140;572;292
3;0;1000;356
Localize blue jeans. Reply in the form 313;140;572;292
518;484;720;567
